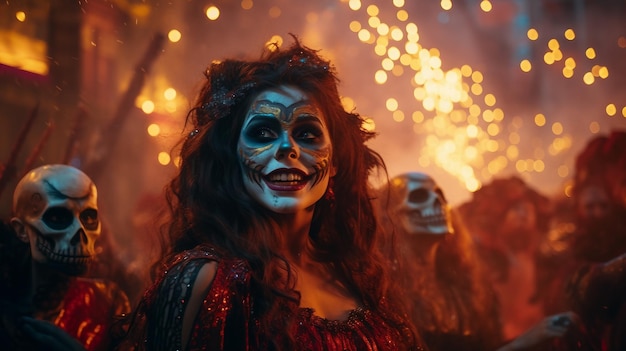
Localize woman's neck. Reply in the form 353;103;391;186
273;207;315;263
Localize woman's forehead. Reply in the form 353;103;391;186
252;85;311;105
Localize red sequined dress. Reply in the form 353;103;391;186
117;244;423;351
55;278;130;351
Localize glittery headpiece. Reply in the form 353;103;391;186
189;38;335;137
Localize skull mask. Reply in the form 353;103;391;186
11;164;100;275
389;172;453;236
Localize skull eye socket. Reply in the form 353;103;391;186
43;207;74;230
80;208;99;230
408;188;429;204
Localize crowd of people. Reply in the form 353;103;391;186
0;37;624;350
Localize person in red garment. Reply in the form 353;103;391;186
458;176;553;341
377;172;576;351
115;37;424;350
534;130;626;350
0;164;129;351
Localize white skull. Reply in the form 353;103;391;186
11;164;100;275
389;172;453;236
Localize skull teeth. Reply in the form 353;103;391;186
409;212;447;225
36;236;91;265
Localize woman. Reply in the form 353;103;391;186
376;172;577;351
116;38;423;350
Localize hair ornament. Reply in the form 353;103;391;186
287;50;330;73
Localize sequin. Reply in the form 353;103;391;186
54;278;130;351
118;244;422;350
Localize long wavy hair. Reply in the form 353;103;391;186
158;37;417;349
376;175;501;349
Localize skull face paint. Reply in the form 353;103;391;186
11;164;100;275
238;85;335;214
390;172;453;236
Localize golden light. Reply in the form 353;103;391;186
552;122;563;135
388;46;401;60
393;0;405;6
562;67;574;78
405;42;419;54
487;123;499;136
141;100;155;114
506;145;519;159
598;66;609;79
622;106;626;118
564;57;576;69
375;70;388;84
265;35;283;50
358;29;372;42
471;83;483;96
375;45;387;56
606;103;617;116
441;0;453;11
406;22;418;34
168;29;182;43
205;6;220;20
544;52;555;65
382;58;394;70
349;0;362;11
483;110;494;122
362;117;376;132
480;0;492;12
341;96;356;111
471;71;483;83
412;111;425;123
164;88;177;100
527;28;539;41
391;27;404;41
349;21;361;32
583;72;595;85
367;4;379;16
533;160;545;172
484;93;496;106
386;98;399;111
564;29;576;40
269;6;281;18
392;110;405;122
377;23;390;36
147;123;161;137
158;152;171;166
397;10;409;21
585;48;596;59
16;11;26;22
534;113;546;126
241;0;253;10
548;39;560;50
466;124;478;138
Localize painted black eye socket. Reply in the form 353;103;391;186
42;207;74;230
294;124;323;142
408;189;429;204
80;208;99;230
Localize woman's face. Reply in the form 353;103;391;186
237;85;335;214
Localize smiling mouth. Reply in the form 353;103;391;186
264;169;310;191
